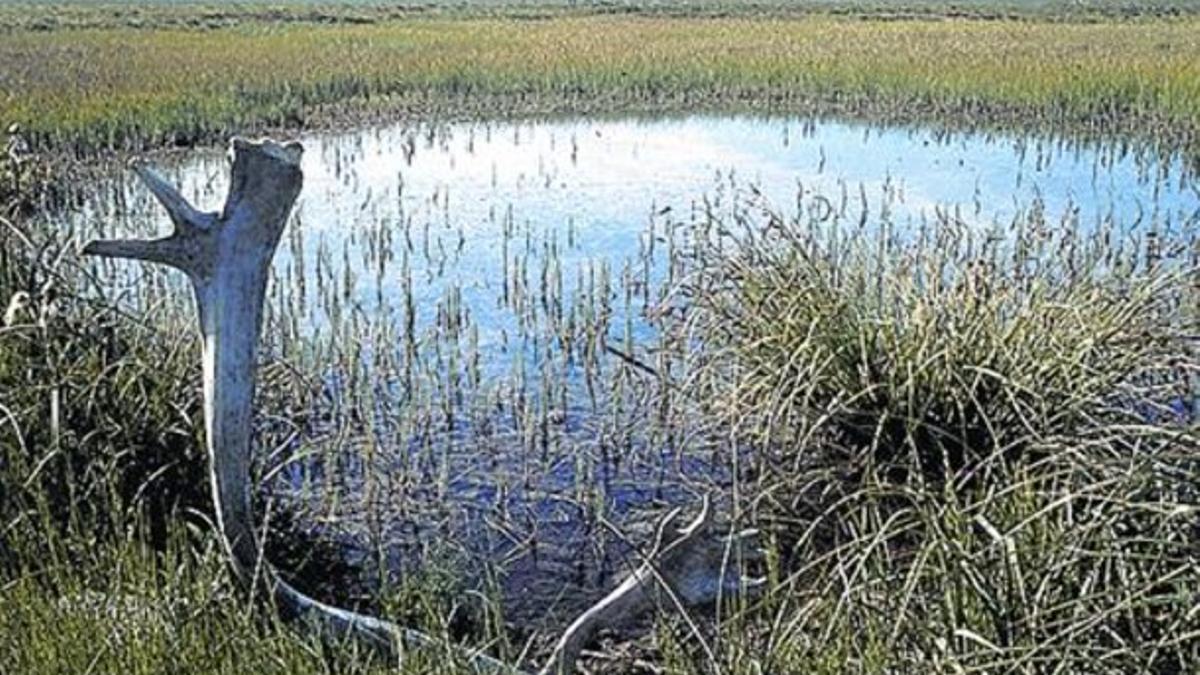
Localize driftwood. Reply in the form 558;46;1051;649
84;138;761;674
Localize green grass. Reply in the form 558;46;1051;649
675;196;1200;672
0;528;496;674
2;10;1200;155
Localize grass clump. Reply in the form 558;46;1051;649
688;210;1194;483
677;196;1200;672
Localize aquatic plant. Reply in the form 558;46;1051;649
675;189;1200;673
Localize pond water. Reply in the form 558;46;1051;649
77;114;1199;630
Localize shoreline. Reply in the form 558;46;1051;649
4;13;1198;164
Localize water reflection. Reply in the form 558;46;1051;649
74;114;1199;628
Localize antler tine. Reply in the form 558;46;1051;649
680;492;714;536
82;161;217;276
131;161;214;235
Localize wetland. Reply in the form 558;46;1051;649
71;113;1200;628
3;4;1200;673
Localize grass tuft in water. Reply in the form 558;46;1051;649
674;195;1200;673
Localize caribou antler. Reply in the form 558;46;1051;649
541;495;764;675
83;138;761;674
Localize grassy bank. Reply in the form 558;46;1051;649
5;1;1200;33
2;12;1200;155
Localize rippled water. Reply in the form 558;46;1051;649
76;114;1199;628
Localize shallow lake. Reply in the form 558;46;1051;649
77;113;1200;628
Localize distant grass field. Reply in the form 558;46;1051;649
2;8;1199;155
5;0;1200;28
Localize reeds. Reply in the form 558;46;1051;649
2;107;1198;671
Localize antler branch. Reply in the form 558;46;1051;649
83;139;761;674
540;496;764;674
82;161;218;277
131;163;214;235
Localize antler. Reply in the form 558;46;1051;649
540;495;765;674
83;139;508;670
83;140;761;673
86;139;299;584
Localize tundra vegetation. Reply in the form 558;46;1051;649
3;3;1200;154
2;1;1199;674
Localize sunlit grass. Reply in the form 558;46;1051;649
2;14;1199;153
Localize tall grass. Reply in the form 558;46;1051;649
0;155;491;674
2;13;1199;155
675;193;1200;672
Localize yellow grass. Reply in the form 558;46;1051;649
2;15;1199;152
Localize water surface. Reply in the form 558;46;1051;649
76;113;1200;628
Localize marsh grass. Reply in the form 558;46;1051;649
673;191;1200;672
3;12;1200;156
3;130;1200;673
684;202;1195;480
0;522;490;674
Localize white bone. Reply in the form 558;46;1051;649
83;138;759;674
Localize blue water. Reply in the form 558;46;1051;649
80;113;1200;627
90;114;1199;360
